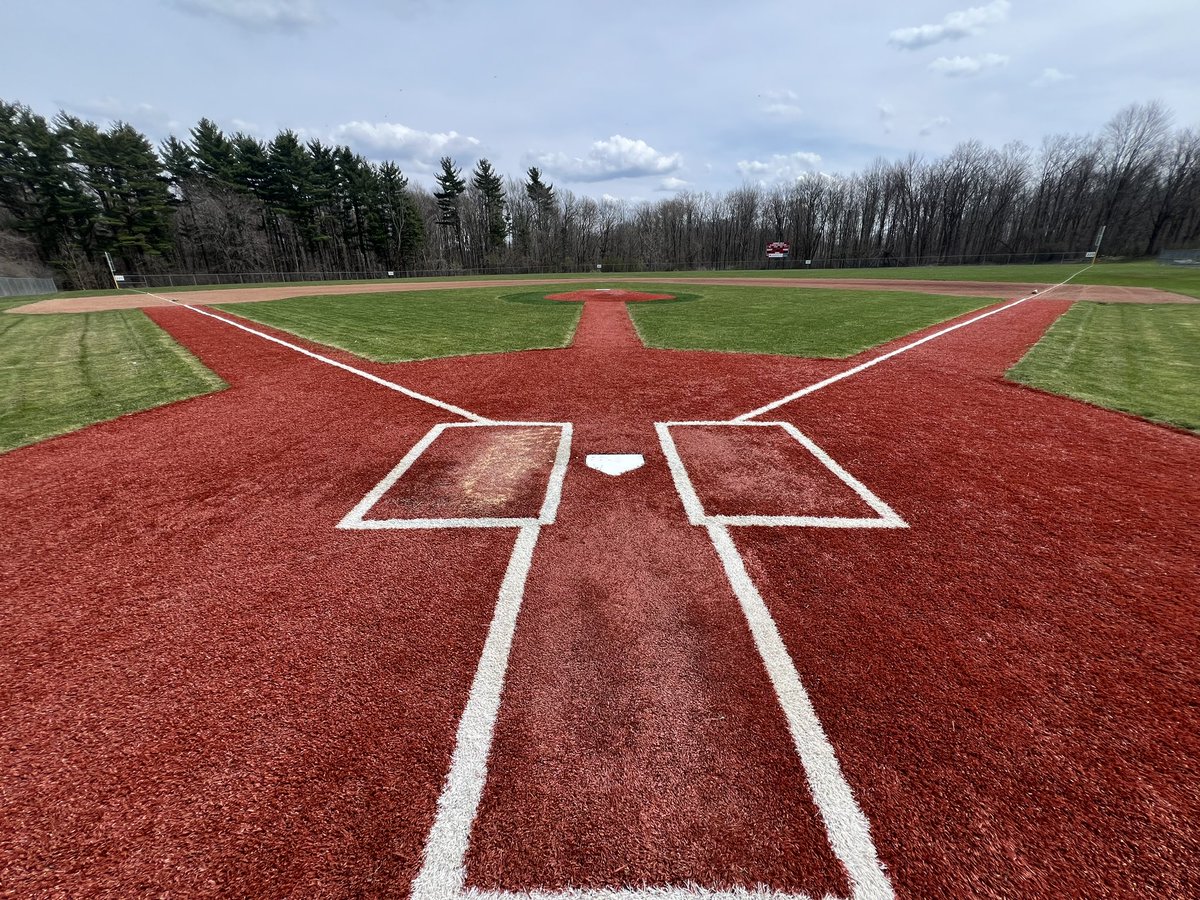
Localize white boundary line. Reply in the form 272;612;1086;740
734;267;1090;421
656;422;906;530
338;422;573;530
134;289;491;423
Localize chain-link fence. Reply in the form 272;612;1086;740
0;276;57;298
123;251;1094;289
1158;249;1200;266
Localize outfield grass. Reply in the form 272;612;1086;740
0;302;226;453
214;288;583;362
626;286;987;357
1007;302;1200;432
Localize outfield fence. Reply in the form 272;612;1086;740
0;276;57;298
121;250;1095;289
1158;249;1200;266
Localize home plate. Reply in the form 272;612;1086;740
585;453;644;476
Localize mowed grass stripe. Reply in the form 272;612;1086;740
1008;302;1200;432
0;306;226;453
214;289;582;362
627;286;988;357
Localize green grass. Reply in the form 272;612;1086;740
1007;302;1200;432
0;302;226;453
214;288;583;362
626;285;988;357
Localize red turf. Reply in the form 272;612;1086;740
2;291;1196;898
544;289;675;302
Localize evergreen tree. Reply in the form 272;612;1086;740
472;158;508;260
190;118;237;184
433;156;466;265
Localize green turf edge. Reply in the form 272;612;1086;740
625;287;990;358
0;305;227;454
1006;302;1200;434
210;288;584;363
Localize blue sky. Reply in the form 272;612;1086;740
4;0;1198;199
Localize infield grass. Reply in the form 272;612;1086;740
626;286;988;357
0;302;225;453
1008;302;1200;432
214;288;582;361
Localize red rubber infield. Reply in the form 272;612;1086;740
2;286;1197;898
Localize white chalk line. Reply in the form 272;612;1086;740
734;267;1090;421
655;422;906;530
338;422;573;530
134;289;491;423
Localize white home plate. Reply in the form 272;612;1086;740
585;453;645;476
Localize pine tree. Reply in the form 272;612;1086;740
472;158;508;261
189;118;237;184
433;156;466;265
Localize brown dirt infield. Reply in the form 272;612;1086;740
6;276;1194;314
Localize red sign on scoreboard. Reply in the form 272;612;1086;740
766;241;790;258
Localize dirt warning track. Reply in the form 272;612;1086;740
7;275;1195;313
2;289;1197;897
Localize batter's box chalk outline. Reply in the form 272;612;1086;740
656;421;907;530
337;421;573;530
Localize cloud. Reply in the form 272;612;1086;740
1031;67;1074;88
332;121;481;165
759;89;803;120
888;0;1010;50
919;116;952;136
929;53;1009;77
878;101;896;134
657;176;691;192
736;151;822;185
65;97;179;135
529;135;681;182
171;0;324;32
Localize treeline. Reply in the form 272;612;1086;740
1;99;1198;288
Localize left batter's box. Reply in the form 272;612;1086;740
338;422;573;530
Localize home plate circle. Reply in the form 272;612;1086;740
585;454;645;476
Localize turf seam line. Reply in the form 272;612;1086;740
733;266;1091;421
132;290;492;422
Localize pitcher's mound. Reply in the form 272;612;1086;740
545;289;675;302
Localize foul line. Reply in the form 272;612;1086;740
734;266;1090;421
134;289;490;423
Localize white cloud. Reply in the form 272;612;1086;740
919;116;952;136
1031;67;1074;88
736;151;822;185
929;53;1009;77
759;89;803;120
66;97;178;135
888;0;1010;50
172;0;324;32
657;176;691;192
332;121;481;164
878;101;896;134
529;135;681;182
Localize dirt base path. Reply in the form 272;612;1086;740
8;276;1194;314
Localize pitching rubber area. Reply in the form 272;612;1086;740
2;279;1196;899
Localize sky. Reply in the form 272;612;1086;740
3;0;1198;201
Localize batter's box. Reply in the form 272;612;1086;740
656;421;906;529
338;422;572;529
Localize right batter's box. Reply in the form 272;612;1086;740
656;421;907;529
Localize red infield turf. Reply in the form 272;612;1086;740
2;284;1197;898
